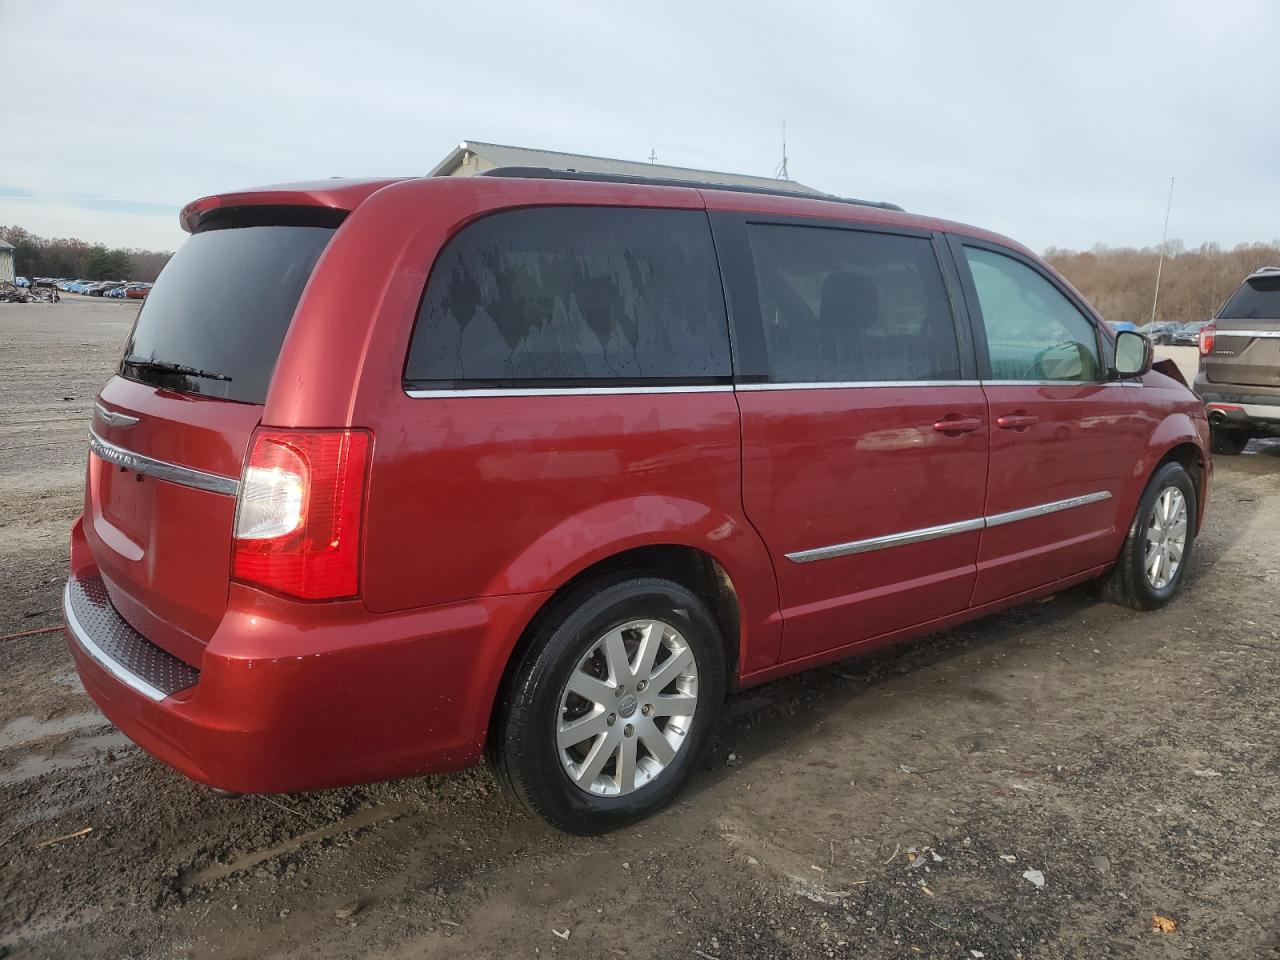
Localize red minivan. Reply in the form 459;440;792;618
65;170;1211;832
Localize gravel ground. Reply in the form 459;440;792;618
1;299;1277;959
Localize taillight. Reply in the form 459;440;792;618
233;429;372;600
1199;324;1215;356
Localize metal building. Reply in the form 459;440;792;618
429;140;824;195
0;239;14;283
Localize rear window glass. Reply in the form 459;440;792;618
1220;275;1280;320
405;207;730;387
121;221;337;403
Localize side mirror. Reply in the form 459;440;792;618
1113;330;1153;379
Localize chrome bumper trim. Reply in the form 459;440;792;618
88;429;240;497
785;491;1113;564
63;582;167;702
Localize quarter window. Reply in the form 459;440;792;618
744;224;961;383
963;246;1101;382
405;207;730;387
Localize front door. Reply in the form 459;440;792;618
949;238;1144;605
712;212;990;665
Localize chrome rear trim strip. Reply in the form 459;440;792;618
63;583;167;702
984;491;1113;527
785;490;1113;563
1214;329;1280;339
88;429;240;497
785;518;985;563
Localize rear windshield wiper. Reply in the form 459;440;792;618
122;355;232;382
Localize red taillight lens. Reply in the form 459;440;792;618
1199;324;1215;356
233;429;372;600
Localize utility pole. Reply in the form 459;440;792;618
648;148;657;164
774;122;789;181
1150;176;1175;326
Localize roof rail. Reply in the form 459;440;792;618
478;166;904;212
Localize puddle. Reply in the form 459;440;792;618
0;712;106;749
0;729;133;786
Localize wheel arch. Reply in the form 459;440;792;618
485;540;768;753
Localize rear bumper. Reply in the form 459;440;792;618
65;522;549;794
1195;378;1280;429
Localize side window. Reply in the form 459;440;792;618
405;207;730;387
744;224;961;382
963;246;1101;382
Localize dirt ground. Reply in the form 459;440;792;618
1;298;1277;960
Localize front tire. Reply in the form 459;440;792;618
1103;461;1197;610
489;575;726;834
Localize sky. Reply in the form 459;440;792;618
1;0;1278;254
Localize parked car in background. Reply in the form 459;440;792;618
1172;322;1208;346
1145;322;1179;345
15;276;29;287
125;283;152;300
1195;266;1280;454
66;172;1210;834
88;282;126;297
1108;320;1140;334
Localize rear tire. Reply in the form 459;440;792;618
1210;428;1249;456
489;575;726;834
1103;461;1197;610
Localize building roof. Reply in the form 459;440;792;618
0;239;14;250
429;140;826;196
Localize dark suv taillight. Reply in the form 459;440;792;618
1199;324;1216;357
233;429;372;600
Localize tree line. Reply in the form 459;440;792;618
1;225;173;283
1044;241;1280;325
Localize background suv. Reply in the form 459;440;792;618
1196;266;1280;453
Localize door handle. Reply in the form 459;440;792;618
932;415;984;435
996;413;1039;431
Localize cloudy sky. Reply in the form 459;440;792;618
1;0;1277;254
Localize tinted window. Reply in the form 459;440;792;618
122;222;336;403
1220;275;1280;320
406;207;730;386
963;246;1101;382
744;224;960;382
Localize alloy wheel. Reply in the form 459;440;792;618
1144;486;1188;590
556;619;699;797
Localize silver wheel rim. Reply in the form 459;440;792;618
1145;486;1188;590
556;619;699;797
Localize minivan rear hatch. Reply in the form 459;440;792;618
85;207;343;664
1207;272;1280;387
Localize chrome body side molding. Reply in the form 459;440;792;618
983;491;1113;528
785;518;986;564
88;429;240;497
785;491;1114;564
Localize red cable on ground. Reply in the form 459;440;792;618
0;625;61;642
